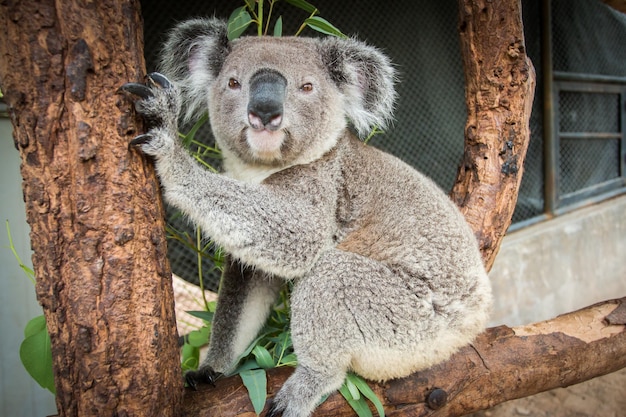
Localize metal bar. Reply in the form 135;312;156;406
554;71;626;85
542;0;557;216
619;91;626;177
555;80;626;94
559;132;622;139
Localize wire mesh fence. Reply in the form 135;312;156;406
140;0;625;292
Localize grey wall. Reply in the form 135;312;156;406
0;115;57;416
489;194;626;326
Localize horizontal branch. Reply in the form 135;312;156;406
181;297;626;417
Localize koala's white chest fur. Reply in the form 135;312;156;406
222;153;284;184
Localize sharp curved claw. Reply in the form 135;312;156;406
265;401;282;417
185;372;199;391
118;82;154;99
146;72;172;89
129;133;153;148
184;368;220;390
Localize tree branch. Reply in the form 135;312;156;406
450;0;536;270
181;297;626;417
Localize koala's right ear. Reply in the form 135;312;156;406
159;18;230;123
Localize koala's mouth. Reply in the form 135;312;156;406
245;127;288;162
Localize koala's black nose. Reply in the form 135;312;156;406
248;69;287;131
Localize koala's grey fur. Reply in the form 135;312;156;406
122;17;491;417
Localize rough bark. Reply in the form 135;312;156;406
0;1;182;416
451;0;536;270
181;297;626;417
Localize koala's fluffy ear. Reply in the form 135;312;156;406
159;18;230;123
318;37;397;138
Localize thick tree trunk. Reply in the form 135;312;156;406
0;1;182;416
182;297;626;417
451;0;536;270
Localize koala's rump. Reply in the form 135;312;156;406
290;135;491;381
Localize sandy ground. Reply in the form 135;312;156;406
468;367;626;417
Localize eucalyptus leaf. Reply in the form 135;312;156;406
244;0;256;12
228;6;253;40
347;373;386;417
305;16;346;38
345;377;361;401
273;16;283;37
339;384;373;417
284;0;318;14
181;113;209;148
278;353;298;366
181;343;200;371
186;310;214;322
233;358;261;374
20;316;55;394
187;326;210;348
252;345;275;369
240;369;267;415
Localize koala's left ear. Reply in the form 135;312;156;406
159;18;231;123
318;37;397;138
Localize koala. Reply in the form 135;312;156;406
120;17;491;417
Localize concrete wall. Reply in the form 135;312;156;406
0;115;58;416
489;194;626;326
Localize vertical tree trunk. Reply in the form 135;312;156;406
0;1;183;416
451;0;536;270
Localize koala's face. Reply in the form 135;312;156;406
160;18;396;172
208;37;346;168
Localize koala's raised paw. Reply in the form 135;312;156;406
118;72;180;156
184;367;221;391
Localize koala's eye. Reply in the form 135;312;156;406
300;83;313;92
228;78;241;89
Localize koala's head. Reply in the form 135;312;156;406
160;18;396;168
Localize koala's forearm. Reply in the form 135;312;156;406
154;148;336;278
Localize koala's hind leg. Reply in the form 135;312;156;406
186;256;282;388
270;249;439;417
267;365;347;417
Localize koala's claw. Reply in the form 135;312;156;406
146;72;172;89
129;133;154;149
184;367;220;390
265;400;283;417
117;82;154;99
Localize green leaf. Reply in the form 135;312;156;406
277;353;298;366
339;384;373;417
345;377;361;401
23;314;46;338
20;316;55;395
181;343;200;371
273;16;283;37
284;0;318;14
240;369;267;415
181;113;209;148
228;6;253;41
244;0;256;12
187;326;210;348
304;16;346;38
186;310;214;322
252;345;275;369
347;373;386;417
233;358;261;374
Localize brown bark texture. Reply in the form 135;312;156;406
182;297;626;417
451;0;536;270
0;1;183;416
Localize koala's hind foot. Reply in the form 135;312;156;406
184;367;221;390
266;366;346;417
118;72;181;157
